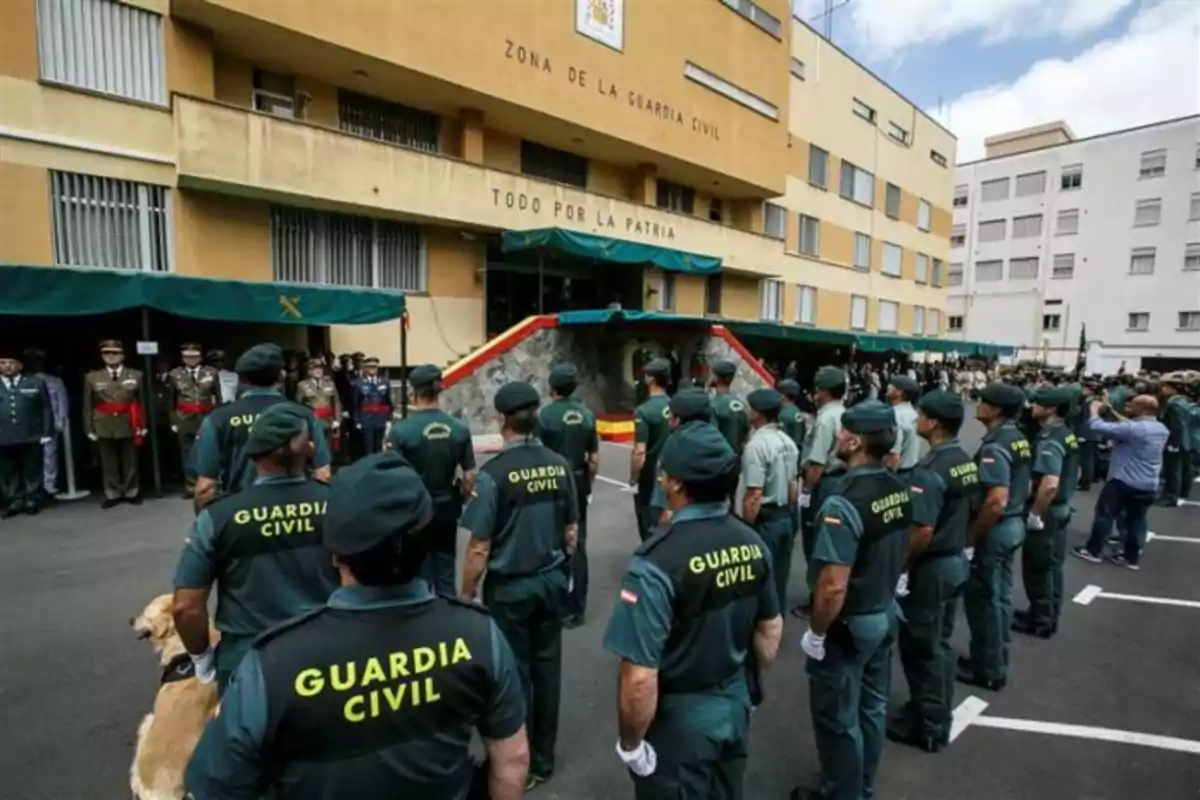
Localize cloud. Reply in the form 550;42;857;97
929;1;1200;162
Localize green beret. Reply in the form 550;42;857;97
325;452;433;556
917;390;964;421
243;403;309;457
669;388;711;422
234;343;284;375
644;358;672;379
979;382;1027;409
549;363;578;390
814;366;846;390
409;364;443;390
494;381;539;414
889;375;921;399
1031;386;1075;407
711;359;737;380
747;388;782;413
777;379;801;399
841;400;896;434
660;422;737;483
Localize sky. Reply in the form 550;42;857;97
792;0;1200;162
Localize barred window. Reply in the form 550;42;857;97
50;171;170;272
976;260;1003;282
338;90;440;151
1012;214;1043;239
270;206;426;291
980;178;1009;202
1010;257;1039;279
37;0;166;105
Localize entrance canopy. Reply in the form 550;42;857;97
0;264;405;325
502;228;722;275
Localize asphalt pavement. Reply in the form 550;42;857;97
2;414;1199;800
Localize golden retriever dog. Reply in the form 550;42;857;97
129;594;220;800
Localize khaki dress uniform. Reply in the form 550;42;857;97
83;340;145;503
295;362;341;448
168;345;220;495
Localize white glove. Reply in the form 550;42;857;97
137;428;148;437
86;433;98;442
170;425;178;433
39;437;52;445
1026;513;1045;531
355;423;363;430
332;420;340;429
801;628;826;661
1167;445;1180;454
895;572;910;598
964;547;975;562
190;646;217;685
798;492;812;509
615;740;658;777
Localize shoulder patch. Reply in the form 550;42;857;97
252;606;328;650
730;400;745;412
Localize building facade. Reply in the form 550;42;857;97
947;117;1200;371
1;0;953;366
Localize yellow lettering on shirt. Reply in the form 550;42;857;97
506;463;568;493
232;501;328;537
687;544;764;591
871;490;910;524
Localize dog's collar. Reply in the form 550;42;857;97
161;652;196;685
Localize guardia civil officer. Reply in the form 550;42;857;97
1014;386;1079;639
352;355;393;456
460;381;578;791
386;364;475;596
631;358;672;542
166;343;221;500
536;363;599;627
777;379;808;457
173;404;339;691
1159;373;1191;506
739;387;800;609
647;388;717;527
0;352;53;516
709;359;749;454
884;375;921;473
183;452;531;800
959;383;1031;691
603;423;783;799
888;391;979;753
794;400;912;800
191;344;331;511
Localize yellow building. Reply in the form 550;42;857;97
0;0;953;366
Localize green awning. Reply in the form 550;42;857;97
723;319;1013;357
0;264;405;325
502;228;722;274
557;309;712;327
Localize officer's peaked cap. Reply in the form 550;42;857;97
326;452;433;556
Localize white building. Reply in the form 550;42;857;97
947;116;1200;373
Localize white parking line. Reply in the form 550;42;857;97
1148;534;1200;543
1073;584;1200;609
594;475;635;492
1072;584;1103;605
949;696;989;742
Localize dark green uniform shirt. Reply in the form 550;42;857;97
634;394;672;492
183;582;526;800
386;408;475;511
536;398;598;496
1164;394;1191;451
779;405;807;468
909;440;980;553
976;421;1033;517
1031;420;1079;518
0;374;53;445
461;439;578;576
711;392;750;454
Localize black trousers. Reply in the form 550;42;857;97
0;442;44;511
1077;441;1096;489
1162;450;1185;503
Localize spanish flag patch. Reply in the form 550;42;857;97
620;588;639;605
823;516;841;525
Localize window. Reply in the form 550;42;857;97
948;262;964;286
1179;311;1200;331
980;178;1010;202
797;286;817;325
885;183;901;218
877;300;899;332
808;145;829;188
976;260;1003;282
799;215;820;256
1189;192;1200;220
1138;149;1167;179
655;179;695;214
1010;257;1039;279
708;197;724;223
1043;314;1062;332
948;315;964;331
1196;142;1200;169
850;295;868;329
930;150;948;168
759;279;784;321
928;308;941;334
977;219;1006;242
764;202;787;239
882;242;902;276
1056;208;1079;236
271;207;425;290
1185;242;1200;271
790;57;805;79
1128;312;1150;331
839;162;875;206
915;253;929;283
1133;198;1162;227
658;272;676;312
953;184;968;207
683;62;778;120
887;121;909;145
1061;163;1083;190
522;140;588;188
1052;253;1075;279
1015;171;1047;197
721;0;782;37
950;224;966;247
914;306;925;335
338;90;440;151
36;0;166;105
917;199;931;231
252;70;297;118
851;98;876;124
50;171;171;272
932;258;944;287
853;233;871;270
1130;247;1156;275
1012;214;1043;239
704;273;723;315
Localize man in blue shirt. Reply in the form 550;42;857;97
1072;394;1168;569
